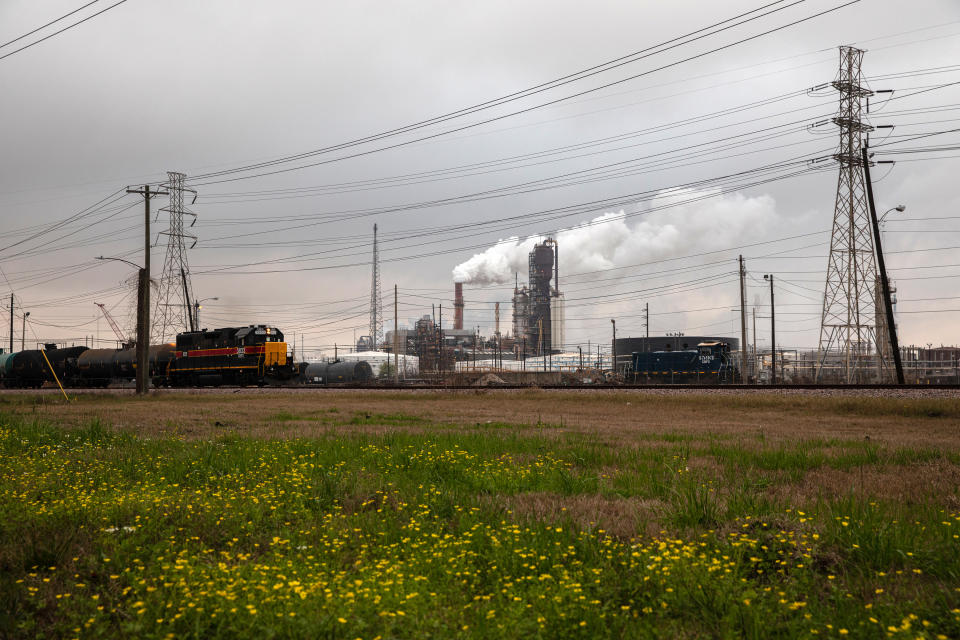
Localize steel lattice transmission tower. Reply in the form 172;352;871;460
815;47;889;383
369;224;384;350
152;171;198;343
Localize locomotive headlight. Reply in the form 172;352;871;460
266;328;271;334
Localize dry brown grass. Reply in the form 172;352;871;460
494;492;663;538
4;388;959;450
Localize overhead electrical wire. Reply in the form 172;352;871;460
0;0;101;50
0;0;130;62
189;0;810;182
189;0;861;186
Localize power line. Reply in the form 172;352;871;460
0;0;100;50
0;0;130;62
188;1;808;183
190;0;860;186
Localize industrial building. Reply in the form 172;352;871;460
511;238;564;356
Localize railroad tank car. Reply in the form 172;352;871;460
3;346;89;388
39;345;89;387
167;325;296;386
111;344;176;384
76;349;119;387
0;351;15;387
302;361;374;385
5;350;46;388
631;341;737;384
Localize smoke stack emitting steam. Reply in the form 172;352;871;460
451;190;776;286
453;282;464;330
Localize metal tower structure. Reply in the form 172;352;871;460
369;224;384;350
152;171;198;342
815;47;888;383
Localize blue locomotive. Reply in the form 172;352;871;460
630;341;738;384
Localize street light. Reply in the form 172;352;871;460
96;255;149;395
879;204;906;247
96;255;142;270
879;204;906;225
193;297;218;330
21;311;29;350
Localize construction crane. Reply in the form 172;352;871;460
94;302;131;346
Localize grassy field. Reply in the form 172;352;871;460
1;390;958;638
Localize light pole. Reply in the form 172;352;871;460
21;312;29;350
763;274;775;384
879;204;906;245
97;256;148;395
193;297;218;330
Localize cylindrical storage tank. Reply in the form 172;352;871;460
303;361;374;384
77;349;121;386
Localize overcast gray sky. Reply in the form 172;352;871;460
1;0;958;356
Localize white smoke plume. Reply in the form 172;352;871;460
452;189;776;285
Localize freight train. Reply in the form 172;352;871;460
630;340;738;384
0;325;299;389
302;361;375;384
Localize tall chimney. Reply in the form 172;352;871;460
554;241;559;294
454;282;464;330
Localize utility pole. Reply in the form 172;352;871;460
394;284;399;383
9;294;13;353
739;256;748;383
863;146;905;384
21;311;29;350
611;319;617;375
578;345;583;370
127;184;168;395
643;302;649;350
764;274;776;384
752;308;757;382
180;268;195;333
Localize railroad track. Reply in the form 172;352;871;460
2;383;958;393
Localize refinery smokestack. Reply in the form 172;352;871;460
454;282;464;330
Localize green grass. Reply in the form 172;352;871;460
0;412;958;639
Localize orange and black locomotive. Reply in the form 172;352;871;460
167;325;297;387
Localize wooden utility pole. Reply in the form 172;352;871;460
611;319;617;375
127;184;167;395
764;274;776;384
9;294;13;353
642;303;649;352
739;256;748;383
394;284;399;383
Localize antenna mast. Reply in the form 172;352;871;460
369;224;384;350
